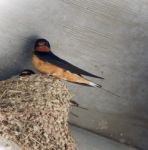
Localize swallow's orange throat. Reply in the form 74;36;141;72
35;46;50;52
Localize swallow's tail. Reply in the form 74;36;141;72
88;81;102;88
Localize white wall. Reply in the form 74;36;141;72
0;0;148;149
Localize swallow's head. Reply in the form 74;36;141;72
19;69;35;77
34;39;50;52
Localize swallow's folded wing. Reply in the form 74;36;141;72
34;51;104;79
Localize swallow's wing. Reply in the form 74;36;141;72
34;51;104;79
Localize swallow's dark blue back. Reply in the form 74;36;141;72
34;51;104;79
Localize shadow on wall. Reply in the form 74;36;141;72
0;35;39;80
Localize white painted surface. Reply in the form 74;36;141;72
71;126;138;150
0;0;147;149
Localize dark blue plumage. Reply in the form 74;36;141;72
34;51;104;79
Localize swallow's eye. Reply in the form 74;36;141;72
44;42;50;48
45;42;48;46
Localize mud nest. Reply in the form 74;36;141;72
0;74;76;150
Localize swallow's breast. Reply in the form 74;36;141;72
32;55;89;84
32;54;64;75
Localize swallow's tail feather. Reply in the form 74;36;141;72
88;81;102;88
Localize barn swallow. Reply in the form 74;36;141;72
32;39;104;88
19;69;35;77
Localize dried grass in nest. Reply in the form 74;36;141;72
0;74;76;150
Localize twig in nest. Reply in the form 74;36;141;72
70;112;79;118
70;100;88;110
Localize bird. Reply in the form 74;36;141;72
32;38;104;88
19;69;35;77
